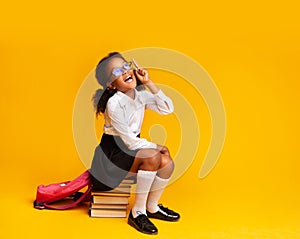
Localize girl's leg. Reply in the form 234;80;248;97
129;148;175;216
157;153;175;179
129;148;161;218
127;148;179;235
147;153;174;213
129;148;161;173
146;152;180;221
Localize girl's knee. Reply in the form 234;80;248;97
137;148;161;171
136;148;160;159
146;152;161;169
160;155;174;172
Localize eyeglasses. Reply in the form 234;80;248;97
111;62;133;78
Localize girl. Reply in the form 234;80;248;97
90;52;180;235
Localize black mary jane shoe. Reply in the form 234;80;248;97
147;204;180;222
128;210;158;235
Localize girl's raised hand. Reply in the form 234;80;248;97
157;144;170;156
135;68;150;84
132;58;151;84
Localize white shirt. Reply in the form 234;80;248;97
103;89;174;150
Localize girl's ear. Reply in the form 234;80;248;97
107;82;116;90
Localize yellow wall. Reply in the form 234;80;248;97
1;0;299;238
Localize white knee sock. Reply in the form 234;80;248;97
146;175;170;213
132;170;157;218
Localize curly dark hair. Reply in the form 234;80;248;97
92;52;144;116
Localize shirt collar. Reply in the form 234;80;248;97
116;89;143;107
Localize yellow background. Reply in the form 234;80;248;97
1;0;299;238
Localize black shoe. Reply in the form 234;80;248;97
128;210;158;235
147;204;180;222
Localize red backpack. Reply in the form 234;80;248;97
34;170;92;210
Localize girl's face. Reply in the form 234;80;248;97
107;57;137;93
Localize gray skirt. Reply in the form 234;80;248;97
90;134;139;191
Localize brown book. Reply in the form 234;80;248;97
89;209;127;218
92;187;131;195
90;203;127;210
92;195;129;205
92;191;130;197
120;177;136;185
112;184;132;192
118;183;133;188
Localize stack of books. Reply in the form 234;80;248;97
89;178;135;218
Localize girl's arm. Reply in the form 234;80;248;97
106;98;157;150
142;90;174;114
135;68;174;114
135;68;159;94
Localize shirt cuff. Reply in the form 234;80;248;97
145;142;157;149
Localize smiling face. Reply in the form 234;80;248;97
106;57;137;93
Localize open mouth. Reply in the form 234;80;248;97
124;75;133;83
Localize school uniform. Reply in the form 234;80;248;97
90;89;174;191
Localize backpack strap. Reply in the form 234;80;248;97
42;183;92;210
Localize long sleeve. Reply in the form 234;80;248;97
143;90;174;114
106;98;157;150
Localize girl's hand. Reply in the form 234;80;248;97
156;144;170;156
133;58;159;94
135;68;151;84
